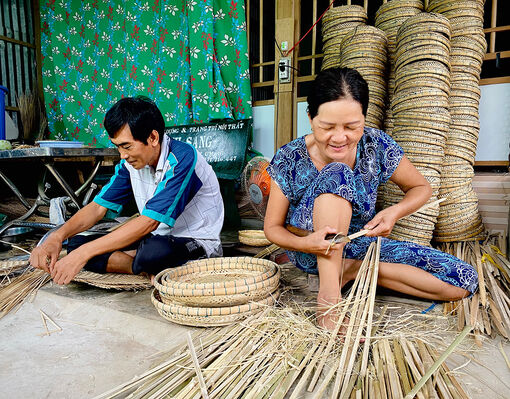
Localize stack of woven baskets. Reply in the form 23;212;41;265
321;5;367;70
427;0;486;242
152;257;280;327
383;12;452;246
374;0;424;136
339;26;388;129
238;229;271;247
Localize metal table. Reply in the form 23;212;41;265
0;147;119;235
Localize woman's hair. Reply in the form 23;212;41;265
307;67;369;119
104;96;164;144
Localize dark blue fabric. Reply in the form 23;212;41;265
131;234;205;275
266;127;478;294
67;233;145;274
67;233;205;276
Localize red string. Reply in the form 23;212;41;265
283;0;336;57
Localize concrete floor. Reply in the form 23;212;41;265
1;271;510;398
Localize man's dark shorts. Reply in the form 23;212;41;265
67;233;206;275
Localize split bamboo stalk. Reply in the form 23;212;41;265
308;243;375;392
336;242;380;399
360;237;381;377
404;326;473;399
186;332;209;399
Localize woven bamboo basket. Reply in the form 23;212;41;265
238;230;271;246
151;290;278;327
397;21;451;41
375;1;423;20
153;256;280;306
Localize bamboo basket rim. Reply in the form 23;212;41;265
395;50;451;71
375;0;423;17
397;23;451;42
375;9;423;27
153;256;278;293
396;31;451;50
154;267;281;300
152;288;279;317
395;81;450;97
151;290;276;327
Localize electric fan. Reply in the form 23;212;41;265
240;156;271;220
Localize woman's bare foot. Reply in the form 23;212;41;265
317;290;341;332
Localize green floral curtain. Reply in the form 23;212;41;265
40;0;252;147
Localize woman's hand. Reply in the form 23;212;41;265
303;226;342;256
364;206;399;237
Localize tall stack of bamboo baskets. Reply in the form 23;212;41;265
339;26;388;129
321;5;367;70
374;0;424;136
427;0;486;242
384;12;452;246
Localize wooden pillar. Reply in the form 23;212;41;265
274;0;296;151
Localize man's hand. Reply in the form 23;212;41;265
51;248;89;285
364;207;399;237
29;238;62;273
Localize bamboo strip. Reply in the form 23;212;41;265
475;242;487;307
360;237;381;377
308;243;375;392
404;326;473;399
186;332;209;399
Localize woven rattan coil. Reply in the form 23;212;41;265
323;5;367;20
238;230;271;247
397;23;451;44
375;0;423;18
153;257;280;306
155;256;278;291
151;290;277;327
395;59;450;76
73;271;152;290
395;49;451;71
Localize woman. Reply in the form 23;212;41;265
264;67;478;330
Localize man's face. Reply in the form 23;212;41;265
111;124;160;169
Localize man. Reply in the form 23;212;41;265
30;96;224;285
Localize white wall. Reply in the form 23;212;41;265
251;105;275;159
252;83;510;163
476;83;510;162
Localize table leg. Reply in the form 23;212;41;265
43;162;81;209
0;169;32;210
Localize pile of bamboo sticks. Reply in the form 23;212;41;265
95;239;471;399
0;268;51;319
440;237;510;343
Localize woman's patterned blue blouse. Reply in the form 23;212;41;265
267;127;478;294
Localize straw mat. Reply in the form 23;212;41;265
73;271;152;290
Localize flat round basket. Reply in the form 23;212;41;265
238;230;271;246
151;290;278;327
153;256;280;306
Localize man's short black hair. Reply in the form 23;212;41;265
104;96;165;144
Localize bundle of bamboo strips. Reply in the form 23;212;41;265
95;239;471;399
0;268;51;319
440;236;510;343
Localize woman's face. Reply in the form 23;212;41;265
309;97;365;167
